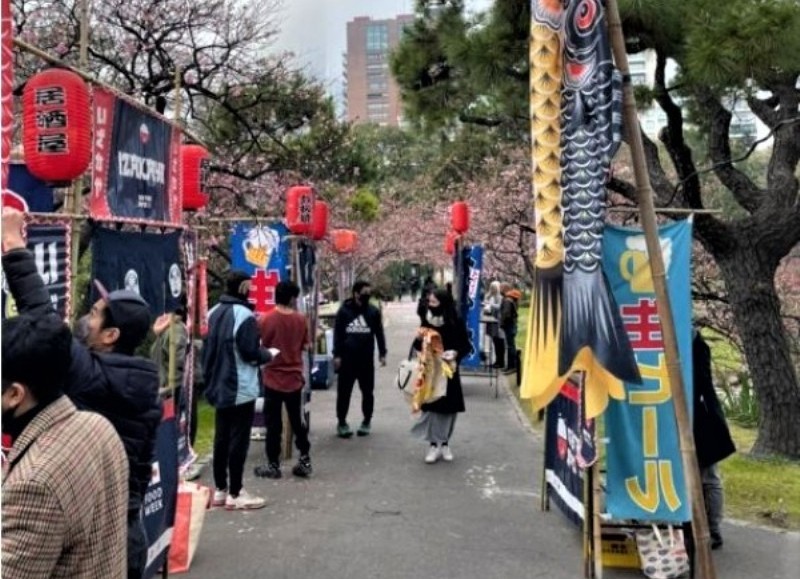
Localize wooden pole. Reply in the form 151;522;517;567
605;2;716;578
592;460;604;579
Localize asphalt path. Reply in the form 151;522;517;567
185;301;797;579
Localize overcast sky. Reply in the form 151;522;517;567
271;0;493;100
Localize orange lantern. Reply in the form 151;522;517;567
444;230;459;255
331;229;357;254
22;68;91;184
285;185;315;235
451;201;470;234
311;200;329;241
181;144;209;211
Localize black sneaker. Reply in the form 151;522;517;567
710;533;723;550
254;462;282;479
292;455;313;478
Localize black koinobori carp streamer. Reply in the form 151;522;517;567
522;0;641;418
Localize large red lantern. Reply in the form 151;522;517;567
181;144;209;211
22;68;91;184
451;201;470;234
444;230;459;255
285;185;315;235
311;200;328;241
331;229;357;254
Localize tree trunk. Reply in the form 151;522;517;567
717;248;800;459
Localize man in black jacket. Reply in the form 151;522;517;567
333;280;387;438
2;209;160;579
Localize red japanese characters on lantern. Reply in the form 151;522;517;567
444;230;459;255
181;144;209;211
331;229;357;254
311;200;329;241
285;185;315;235
22;68;91;184
451;201;470;234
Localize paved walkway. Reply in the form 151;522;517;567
186;301;797;579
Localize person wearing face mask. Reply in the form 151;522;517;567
2;209;160;579
203;270;275;510
332;280;387;438
411;288;471;463
2;312;129;578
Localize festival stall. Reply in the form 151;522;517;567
523;1;715;578
1;5;214;572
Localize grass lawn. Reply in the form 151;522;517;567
513;306;800;530
193;400;216;458
721;424;800;530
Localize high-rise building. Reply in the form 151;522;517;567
344;15;414;126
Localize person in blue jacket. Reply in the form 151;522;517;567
203;270;274;511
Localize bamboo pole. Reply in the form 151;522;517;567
592;460;604;579
605;2;716;578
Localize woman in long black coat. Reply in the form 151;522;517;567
411;288;471;464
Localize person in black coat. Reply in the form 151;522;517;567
2;209;160;579
411;288;471;464
692;331;736;550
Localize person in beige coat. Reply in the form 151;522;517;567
2;311;129;578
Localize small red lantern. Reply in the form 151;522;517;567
451;201;470;234
444;230;459;255
311;200;329;241
181;144;209;211
22;68;91;184
285;185;315;235
331;229;357;254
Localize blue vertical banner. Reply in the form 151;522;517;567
544;377;586;527
229;222;290;315
459;244;483;369
602;220;694;522
143;399;178;578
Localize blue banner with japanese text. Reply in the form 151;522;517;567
603;220;693;522
459;245;483;369
230;222;290;315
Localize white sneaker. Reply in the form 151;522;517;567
425;445;441;464
225;489;266;510
441;445;454;462
212;489;227;507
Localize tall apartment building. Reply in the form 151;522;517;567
628;51;760;142
344;15;414;126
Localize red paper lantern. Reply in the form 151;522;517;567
22;68;91;184
285;185;315;235
451;201;470;234
181;144;209;211
331;229;357;254
444;230;459;255
311;200;329;241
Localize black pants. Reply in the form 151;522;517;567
337;363;375;425
213;401;255;496
503;326;517;370
492;335;505;367
127;509;147;579
265;387;310;464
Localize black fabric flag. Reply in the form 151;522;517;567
91;227;183;316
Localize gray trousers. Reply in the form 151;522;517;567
701;463;724;538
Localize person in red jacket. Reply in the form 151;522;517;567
253;280;312;479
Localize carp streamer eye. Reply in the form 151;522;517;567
576;0;597;31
